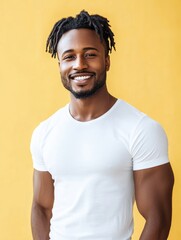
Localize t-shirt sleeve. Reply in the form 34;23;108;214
130;116;169;170
30;122;48;171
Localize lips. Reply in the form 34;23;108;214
69;72;95;81
73;75;91;81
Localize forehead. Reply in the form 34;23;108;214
57;28;105;54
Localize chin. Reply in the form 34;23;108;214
71;84;105;99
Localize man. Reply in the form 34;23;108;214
30;10;174;240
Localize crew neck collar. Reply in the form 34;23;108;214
66;99;121;124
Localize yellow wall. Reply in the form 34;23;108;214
0;0;180;239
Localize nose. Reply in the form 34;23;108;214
73;56;88;70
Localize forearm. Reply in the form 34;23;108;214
31;203;52;240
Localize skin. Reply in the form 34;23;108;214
134;163;174;239
31;171;54;240
31;28;174;240
57;29;116;121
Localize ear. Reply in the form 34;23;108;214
105;55;110;71
57;54;61;67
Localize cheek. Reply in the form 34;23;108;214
59;63;70;75
90;60;106;71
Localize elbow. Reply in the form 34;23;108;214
31;200;52;220
143;210;172;239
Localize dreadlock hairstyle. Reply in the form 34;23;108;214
46;10;116;58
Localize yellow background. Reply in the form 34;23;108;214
0;0;180;239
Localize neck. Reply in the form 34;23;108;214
69;86;117;122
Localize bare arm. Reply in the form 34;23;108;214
31;170;54;240
134;163;174;240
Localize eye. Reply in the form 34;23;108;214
85;52;97;58
63;55;75;61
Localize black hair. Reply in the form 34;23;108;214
46;10;116;58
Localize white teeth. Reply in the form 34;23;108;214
73;75;91;81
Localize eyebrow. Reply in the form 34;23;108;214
61;47;99;57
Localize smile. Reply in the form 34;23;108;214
73;75;91;81
69;72;95;81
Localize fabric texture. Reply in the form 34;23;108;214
30;99;169;240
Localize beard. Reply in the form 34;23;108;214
61;71;106;99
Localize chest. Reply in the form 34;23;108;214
42;122;132;179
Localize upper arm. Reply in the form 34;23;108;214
32;169;54;211
134;163;174;222
31;123;54;209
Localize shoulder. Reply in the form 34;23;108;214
123;100;169;151
31;104;69;143
112;100;146;133
131;113;167;142
116;99;166;134
116;100;169;168
129;113;169;170
115;99;146;123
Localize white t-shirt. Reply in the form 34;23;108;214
30;99;169;240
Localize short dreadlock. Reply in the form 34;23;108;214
46;10;116;58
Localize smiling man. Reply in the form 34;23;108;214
57;28;109;101
30;10;174;240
